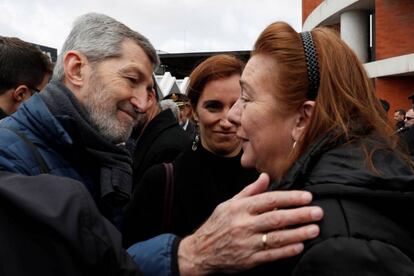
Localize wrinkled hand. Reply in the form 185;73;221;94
178;173;323;275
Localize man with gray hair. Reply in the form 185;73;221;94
0;13;158;224
160;99;180;121
0;13;323;275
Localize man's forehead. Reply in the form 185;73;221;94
119;40;153;72
119;64;153;82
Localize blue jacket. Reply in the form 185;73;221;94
0;92;178;276
0;94;81;178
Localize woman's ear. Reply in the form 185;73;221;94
192;111;199;123
291;100;315;142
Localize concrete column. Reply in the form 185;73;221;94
340;10;370;63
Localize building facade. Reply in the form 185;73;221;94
303;0;414;114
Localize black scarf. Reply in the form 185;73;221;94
40;81;132;207
0;108;8;120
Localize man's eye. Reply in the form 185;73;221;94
125;76;139;85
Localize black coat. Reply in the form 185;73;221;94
244;135;414;275
123;145;259;246
131;109;192;187
401;125;414;156
0;172;140;276
183;119;197;141
0;108;7;120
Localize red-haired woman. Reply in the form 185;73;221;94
228;21;414;275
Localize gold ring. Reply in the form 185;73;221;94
262;233;268;250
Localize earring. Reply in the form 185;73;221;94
192;123;199;151
292;141;297;149
192;134;199;151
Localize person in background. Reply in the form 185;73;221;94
394;108;406;131
165;93;197;139
400;108;414;155
404;109;414;128
124;54;260;244
128;83;192;186
178;94;196;138
159;99;180;122
228;21;414;275
0;13;324;276
0;36;53;119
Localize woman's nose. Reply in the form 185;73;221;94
228;100;242;126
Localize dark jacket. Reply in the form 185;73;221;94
400;125;414;156
124;145;259;246
246;135;414;275
0;107;7;120
182;119;196;140
131;109;192;186
0;171;140;276
396;120;405;131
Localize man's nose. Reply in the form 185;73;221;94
130;97;143;112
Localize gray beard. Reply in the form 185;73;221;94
82;76;134;144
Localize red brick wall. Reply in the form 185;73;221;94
375;0;414;60
302;0;324;24
375;77;414;120
301;0;414;119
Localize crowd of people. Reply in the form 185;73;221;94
0;12;413;276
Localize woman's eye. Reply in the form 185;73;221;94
204;102;222;112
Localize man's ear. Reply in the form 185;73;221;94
148;89;157;105
291;100;315;142
12;85;31;102
63;50;88;88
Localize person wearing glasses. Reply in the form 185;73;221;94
0;36;53;119
399;108;414;155
404;109;414;128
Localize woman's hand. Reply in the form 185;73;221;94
178;173;323;275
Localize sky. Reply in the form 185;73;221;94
0;0;302;54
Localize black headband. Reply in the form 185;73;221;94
300;31;320;100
